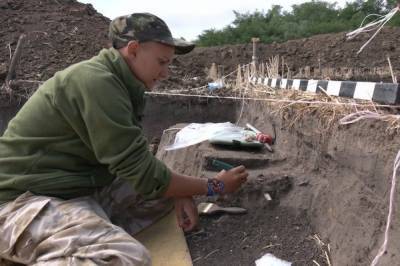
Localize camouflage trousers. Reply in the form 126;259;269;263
0;178;172;265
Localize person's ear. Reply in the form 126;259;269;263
127;41;140;58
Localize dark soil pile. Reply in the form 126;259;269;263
173;27;400;85
1;0;399;95
0;0;110;83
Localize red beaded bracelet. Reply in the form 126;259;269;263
206;178;225;196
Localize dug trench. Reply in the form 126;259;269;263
1;93;400;266
144;94;400;266
1;1;400;265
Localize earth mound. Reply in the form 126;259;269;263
1;0;399;94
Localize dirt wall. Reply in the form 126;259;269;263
238;100;400;266
156;96;400;266
142;94;238;141
0;94;238;138
1;92;399;265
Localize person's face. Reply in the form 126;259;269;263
125;41;175;90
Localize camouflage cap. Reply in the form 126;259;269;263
109;13;195;55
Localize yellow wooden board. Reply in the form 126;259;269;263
135;210;193;266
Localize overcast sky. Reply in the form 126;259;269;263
79;0;348;41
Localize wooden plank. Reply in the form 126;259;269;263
135;210;192;266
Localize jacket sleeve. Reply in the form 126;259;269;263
53;68;171;199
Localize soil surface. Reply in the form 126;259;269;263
1;0;399;98
175;28;400;84
187;177;328;266
0;0;110;83
156;126;332;266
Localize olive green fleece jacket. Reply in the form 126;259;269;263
0;48;171;204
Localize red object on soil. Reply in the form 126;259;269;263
256;133;273;144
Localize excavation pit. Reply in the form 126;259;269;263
1;92;400;266
148;93;400;266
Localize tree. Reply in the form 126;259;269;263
195;0;400;46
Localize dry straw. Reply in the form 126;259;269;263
173;55;400;134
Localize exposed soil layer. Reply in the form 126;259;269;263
187;177;328;266
189;207;323;266
153;94;400;266
156;123;331;266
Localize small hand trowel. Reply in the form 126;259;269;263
197;202;247;215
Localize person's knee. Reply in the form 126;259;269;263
98;232;151;266
126;240;151;266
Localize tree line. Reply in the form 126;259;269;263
195;0;400;46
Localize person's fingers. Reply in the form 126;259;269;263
182;216;191;231
179;200;198;232
231;165;245;173
184;207;198;231
216;169;226;178
236;170;248;184
238;170;249;179
175;198;199;232
175;202;184;228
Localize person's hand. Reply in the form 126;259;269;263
174;197;198;232
215;165;248;194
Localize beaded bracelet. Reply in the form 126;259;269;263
206;178;225;196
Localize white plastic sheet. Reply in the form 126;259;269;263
255;253;292;266
165;122;245;151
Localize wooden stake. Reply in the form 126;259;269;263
245;64;250;82
5;34;26;91
236;64;242;89
251;37;260;77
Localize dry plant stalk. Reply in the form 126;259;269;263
285;63;291;79
265;55;280;78
260;63;265;77
387;56;397;84
215;73;400;135
272;90;357;133
157;58;400;135
235;64;243;90
244;64;250;83
254;89;400;134
310;234;332;266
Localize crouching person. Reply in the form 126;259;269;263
0;13;248;265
